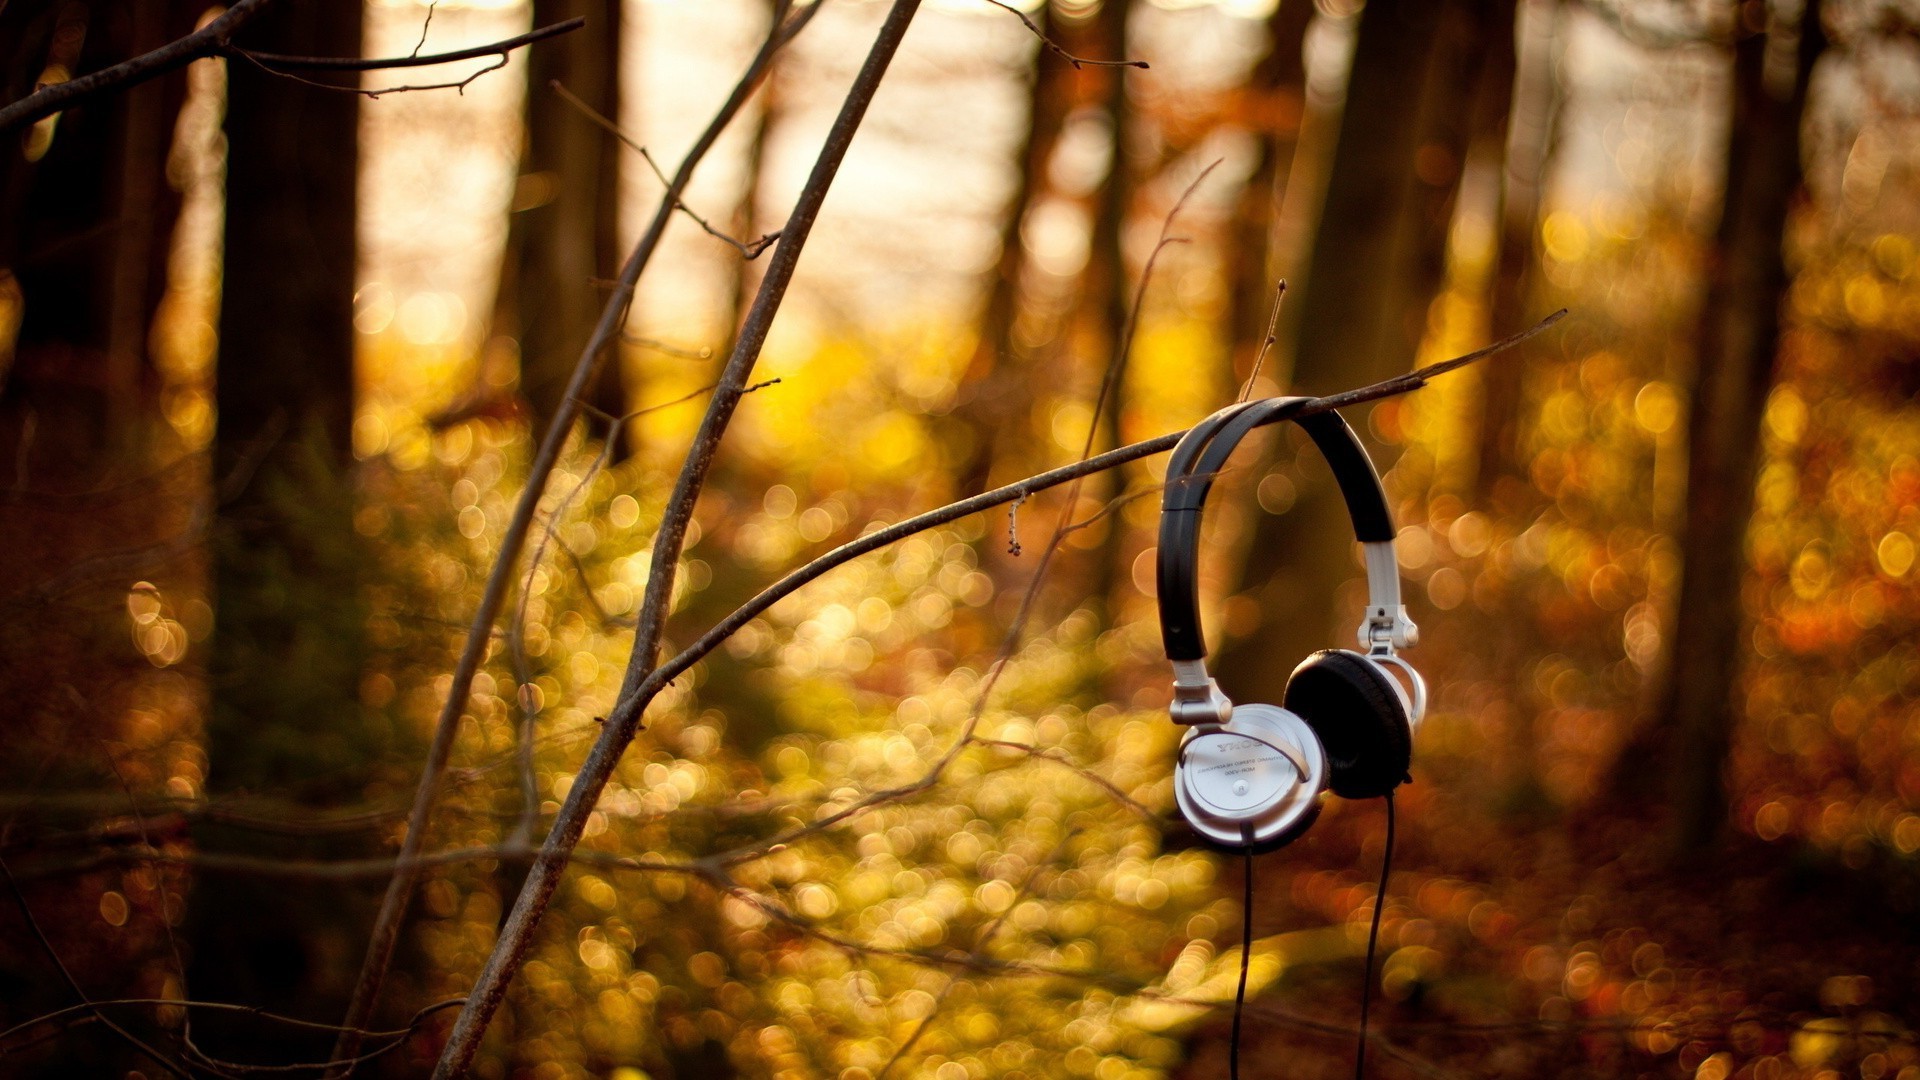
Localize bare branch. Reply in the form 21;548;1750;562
620;334;713;360
629;309;1568;715
0;0;276;134
331;5;823;1066
0;8;585;132
981;0;1150;70
235;17;583;72
0;997;462;1051
0;857;202;1077
411;1;439;58
1238;278;1286;403
971;739;1159;818
548;80;781;258
429;5;926;1075
231;48;514;99
875;836;1072;1079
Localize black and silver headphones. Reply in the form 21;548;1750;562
1157;397;1426;849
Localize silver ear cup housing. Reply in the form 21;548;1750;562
1175;704;1329;849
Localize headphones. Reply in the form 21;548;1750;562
1157;397;1426;849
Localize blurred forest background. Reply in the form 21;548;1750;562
3;0;1918;1077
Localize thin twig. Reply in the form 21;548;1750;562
549;80;782;258
13;842;695;883
999;161;1214;650
237;17;581;71
229;17;583;99
875;835;1071;1078
411;1;438;58
1238;278;1287;403
329;3;826;1068
429;6;925;1076
0;857;202;1077
232;47;511;98
971;739;1158;818
0;998;463;1051
101;753;201;1065
981;0;1149;69
620;334;713;360
503;376;782;838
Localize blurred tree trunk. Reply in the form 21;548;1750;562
0;6;196;1075
195;1;369;1062
721;0;786;362
0;1;194;482
493;0;628;454
1215;0;1511;705
1085;0;1138;615
1086;0;1135;460
1658;0;1824;853
1473;0;1562;508
950;1;1071;496
1224;0;1313;380
1393;0;1515;358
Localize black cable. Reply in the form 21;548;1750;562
1230;841;1253;1080
1354;790;1396;1080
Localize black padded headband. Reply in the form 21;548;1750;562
1158;397;1396;661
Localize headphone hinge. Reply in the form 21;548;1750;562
1169;658;1233;725
1360;605;1418;654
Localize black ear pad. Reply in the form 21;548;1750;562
1282;650;1412;799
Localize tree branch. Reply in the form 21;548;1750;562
547;79;783;258
630;310;1568;722
329;3;825;1068
981;0;1149;70
234;17;583;71
0;857;201;1077
0;7;586;133
428;4;926;1075
0;0;275;133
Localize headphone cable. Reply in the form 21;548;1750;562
1354;790;1396;1080
1230;842;1253;1080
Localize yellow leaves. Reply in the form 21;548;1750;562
1790;541;1833;600
609;493;640;529
1122;927;1351;1033
1876;531;1915;577
1543;211;1590;264
1634;380;1680;434
1766;386;1808;445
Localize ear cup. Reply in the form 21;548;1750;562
1282;650;1412;799
1174;704;1328;850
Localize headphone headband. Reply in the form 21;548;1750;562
1157;398;1415;675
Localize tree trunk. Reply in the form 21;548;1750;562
1084;0;1139;615
1216;0;1503;705
1660;0;1824;853
0;6;196;1075
494;0;628;452
0;0;193;482
1473;0;1562;508
1402;0;1516;348
1224;0;1313;380
196;1;368;1060
949;0;1072;496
